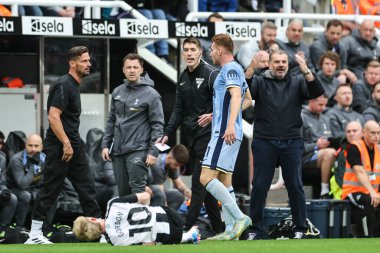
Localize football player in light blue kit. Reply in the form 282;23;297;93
200;33;253;240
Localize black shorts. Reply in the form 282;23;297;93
302;150;318;169
155;206;183;244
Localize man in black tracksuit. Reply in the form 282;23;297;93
26;46;101;244
249;49;324;239
157;38;223;234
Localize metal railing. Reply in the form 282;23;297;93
0;0;146;19
0;0;180;81
186;11;380;35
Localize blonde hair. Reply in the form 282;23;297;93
211;34;234;54
73;216;102;242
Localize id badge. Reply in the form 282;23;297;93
369;172;376;182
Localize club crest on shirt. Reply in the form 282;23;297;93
196;78;204;89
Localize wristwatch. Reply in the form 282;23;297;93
303;69;311;76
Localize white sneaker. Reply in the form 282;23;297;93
99;235;107;243
293;232;305;239
25;235;53;244
185;226;201;244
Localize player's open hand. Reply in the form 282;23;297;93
222;126;236;145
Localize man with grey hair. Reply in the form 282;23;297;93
249;49;324;239
277;19;314;76
237;21;277;69
250;50;324;240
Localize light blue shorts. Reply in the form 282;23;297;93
202;136;241;174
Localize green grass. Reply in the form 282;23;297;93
1;239;379;253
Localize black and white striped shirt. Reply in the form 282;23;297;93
104;196;170;246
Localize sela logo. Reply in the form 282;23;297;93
175;22;208;37
126;20;159;35
215;22;261;40
0;18;14;32
120;19;167;38
82;20;115;35
225;24;257;38
22;17;73;35
31;18;64;33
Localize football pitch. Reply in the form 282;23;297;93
1;239;379;253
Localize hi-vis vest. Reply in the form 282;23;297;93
0;5;11;16
332;0;359;14
342;139;380;199
359;0;380;28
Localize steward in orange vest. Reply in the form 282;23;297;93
332;0;359;14
359;0;380;28
0;5;11;16
342;120;380;237
332;0;360;34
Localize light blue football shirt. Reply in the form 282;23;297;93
211;61;247;141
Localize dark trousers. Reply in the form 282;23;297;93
184;137;223;233
33;140;101;221
149;185;185;211
112;151;149;196
347;192;375;237
166;189;185;211
156;206;183;244
250;138;306;231
0;193;17;226
12;189;32;226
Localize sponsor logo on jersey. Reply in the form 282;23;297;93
227;70;238;79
